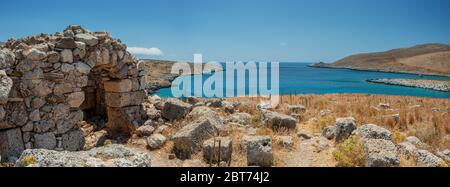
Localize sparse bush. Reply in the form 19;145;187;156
332;136;366;167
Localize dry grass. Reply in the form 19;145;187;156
228;94;450;150
332;136;366;167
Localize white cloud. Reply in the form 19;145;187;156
128;47;163;56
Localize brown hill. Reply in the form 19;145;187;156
311;44;450;76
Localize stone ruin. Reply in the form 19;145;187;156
0;25;147;161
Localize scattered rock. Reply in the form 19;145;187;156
334;117;356;142
171;118;218;159
202;136;232;164
136;125;155;137
274;136;294;147
357;124;392;141
147;133;167;149
261;110;297;130
322;126;335;140
415;149;446;167
242;136;273;167
162;98;192;121
363;139;400;167
227;112;252;126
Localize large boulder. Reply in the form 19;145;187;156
357;124;392;141
162;98;192;121
0;128;24;162
202;136;232;164
171;118;218;159
16;144;151;167
261;111;296;130
363;139;400;167
242;136;273;167
334;117;357;142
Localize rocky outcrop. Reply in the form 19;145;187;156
0;25;148;160
16;144;151;167
146;133;166;149
367;79;450;92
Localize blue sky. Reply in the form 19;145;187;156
1;0;449;62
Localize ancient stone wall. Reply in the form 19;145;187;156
0;26;147;161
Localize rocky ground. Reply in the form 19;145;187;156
367;78;450;92
4;94;449;167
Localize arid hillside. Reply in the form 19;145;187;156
311;44;450;76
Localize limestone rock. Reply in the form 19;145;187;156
242;136;273;167
0;70;13;104
23;48;46;61
227;112;252;126
74;33;98;46
147;133;167;149
171;118;218;159
74;62;91;75
0;48;15;69
16;144;150;167
202;136;232;164
56;37;77;49
136;125;155;137
334;117;356;142
67;91;85;108
357;124;392;140
274;135;294;147
363;139;400;167
60;49;73;63
162;98;192;121
415;149;446;167
261;110;296;130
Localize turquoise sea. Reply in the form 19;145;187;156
155;63;450;98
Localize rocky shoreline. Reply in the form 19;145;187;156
367;78;450;92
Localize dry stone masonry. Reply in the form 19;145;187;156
0;26;147;161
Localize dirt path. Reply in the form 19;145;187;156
281;135;336;167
